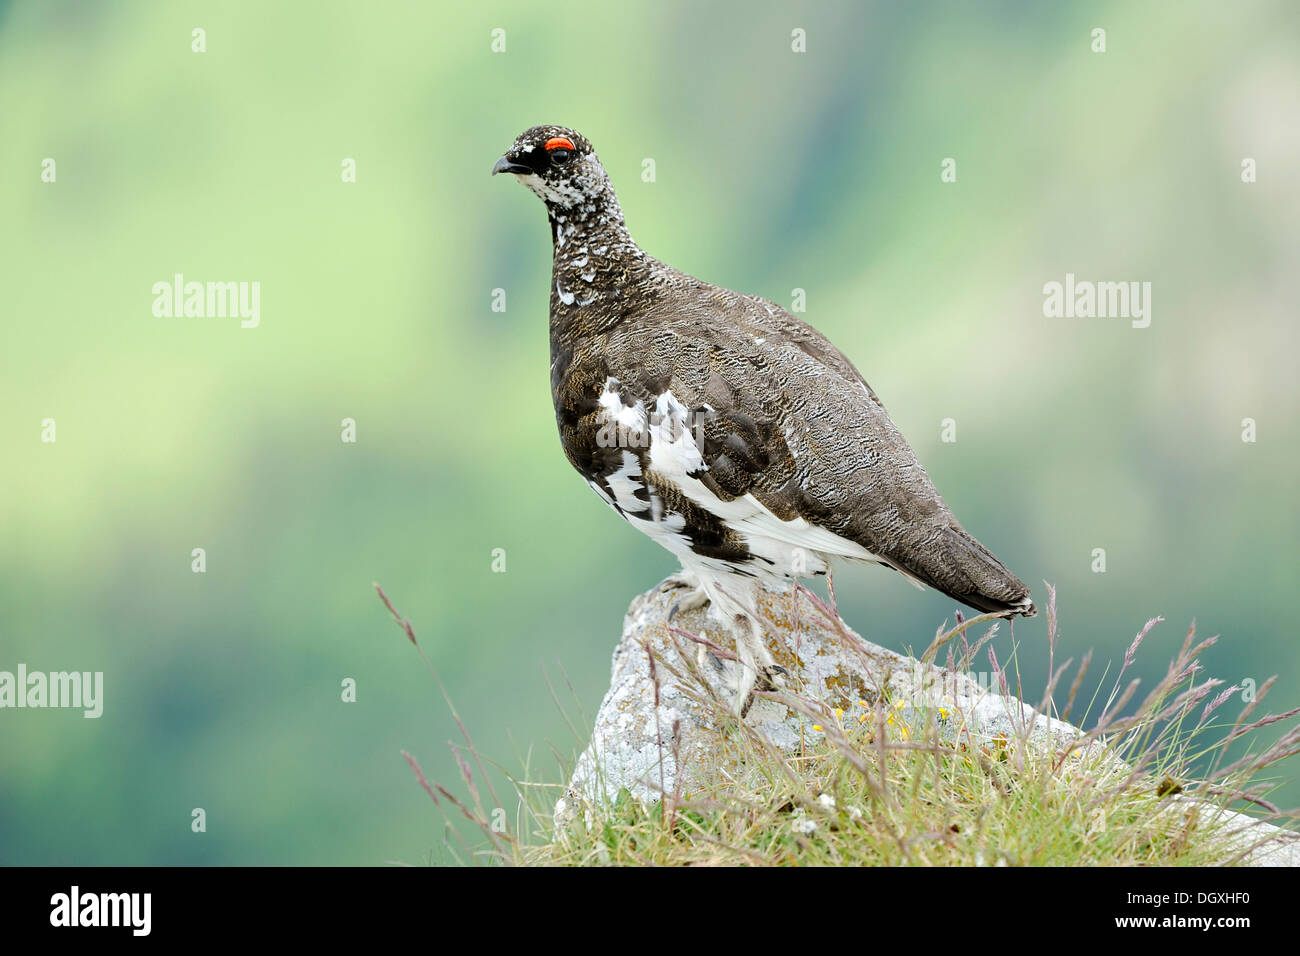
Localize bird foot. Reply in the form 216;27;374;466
665;571;695;590
731;613;782;718
739;664;787;718
756;664;788;692
666;575;710;621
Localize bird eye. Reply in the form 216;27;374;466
543;136;576;166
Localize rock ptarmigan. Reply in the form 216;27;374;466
493;125;1036;713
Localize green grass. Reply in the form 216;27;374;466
378;583;1300;867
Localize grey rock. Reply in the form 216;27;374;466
555;578;1298;866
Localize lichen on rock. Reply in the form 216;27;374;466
557;578;1075;818
553;579;1300;867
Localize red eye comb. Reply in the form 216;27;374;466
544;136;575;151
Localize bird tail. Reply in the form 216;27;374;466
886;526;1037;619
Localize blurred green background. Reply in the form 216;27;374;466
2;0;1297;864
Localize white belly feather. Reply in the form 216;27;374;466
588;382;881;619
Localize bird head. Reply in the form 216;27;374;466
492;125;612;212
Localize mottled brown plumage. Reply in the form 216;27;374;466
494;125;1034;705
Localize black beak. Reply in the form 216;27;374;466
492;155;532;176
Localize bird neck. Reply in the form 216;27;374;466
548;193;631;261
547;194;651;339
